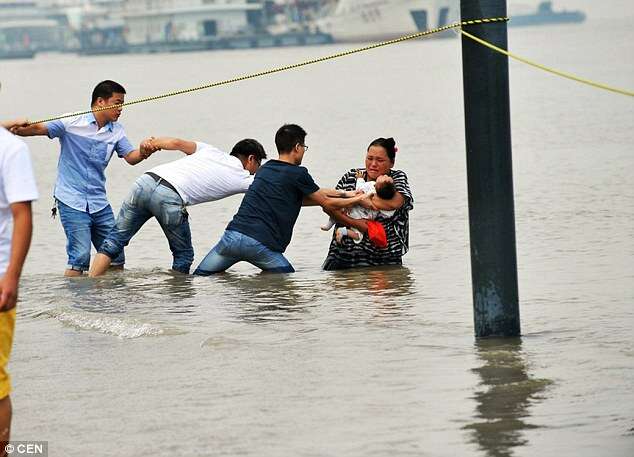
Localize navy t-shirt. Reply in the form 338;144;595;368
226;160;320;252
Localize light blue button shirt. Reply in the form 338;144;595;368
47;113;135;213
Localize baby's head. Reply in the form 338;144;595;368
375;180;396;200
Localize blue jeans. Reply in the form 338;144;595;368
99;174;194;274
57;200;125;272
194;230;294;275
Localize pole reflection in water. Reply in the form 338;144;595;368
465;338;553;457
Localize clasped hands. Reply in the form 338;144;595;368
3;118;30;134
139;136;162;159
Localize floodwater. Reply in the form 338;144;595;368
1;17;633;457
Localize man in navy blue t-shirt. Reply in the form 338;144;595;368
194;124;366;274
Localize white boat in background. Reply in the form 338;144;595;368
314;0;456;43
312;1;586;43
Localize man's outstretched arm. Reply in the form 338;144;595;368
149;137;197;155
324;209;369;234
123;137;197;165
302;189;366;208
3;119;48;137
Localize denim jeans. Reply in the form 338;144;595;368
194;230;294;275
99;174;194;273
57;201;125;272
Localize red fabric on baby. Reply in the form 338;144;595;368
367;221;388;248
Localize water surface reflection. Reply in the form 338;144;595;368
465;338;553;457
206;266;416;323
212;273;315;322
324;266;416;299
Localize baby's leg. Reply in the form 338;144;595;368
335;227;363;244
348;227;363;244
321;216;336;231
335;227;347;244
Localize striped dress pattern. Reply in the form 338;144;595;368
322;168;414;270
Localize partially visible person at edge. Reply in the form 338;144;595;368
194;124;367;275
0;122;38;451
322;137;413;270
89;136;266;277
3;80;156;277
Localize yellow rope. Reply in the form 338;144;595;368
29;18;509;125
460;29;634;97
28;16;632;125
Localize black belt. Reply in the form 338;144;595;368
146;172;179;194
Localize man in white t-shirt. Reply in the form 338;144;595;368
0;125;38;445
89;137;266;276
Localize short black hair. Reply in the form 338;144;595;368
230;138;267;162
375;181;396;200
368;137;397;162
91;80;126;106
275;124;307;154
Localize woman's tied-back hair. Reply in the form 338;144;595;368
91;80;126;106
368;137;397;162
231;139;267;162
275;124;307;153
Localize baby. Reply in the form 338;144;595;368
321;170;396;244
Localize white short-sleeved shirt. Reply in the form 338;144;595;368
0;127;39;275
148;142;254;205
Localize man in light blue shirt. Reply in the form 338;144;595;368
6;80;155;276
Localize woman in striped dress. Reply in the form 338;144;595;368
322;137;413;270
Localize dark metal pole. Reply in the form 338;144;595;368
460;0;520;337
